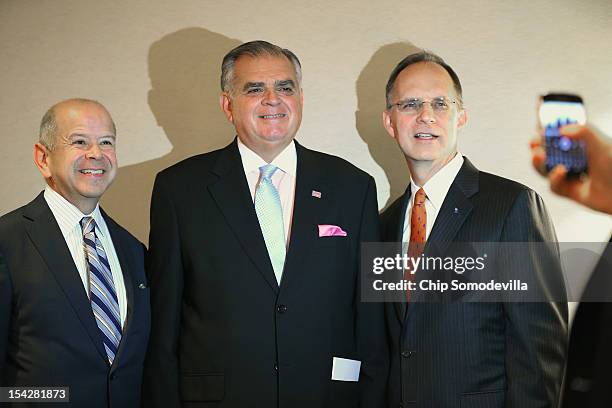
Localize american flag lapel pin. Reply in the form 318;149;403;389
311;190;322;199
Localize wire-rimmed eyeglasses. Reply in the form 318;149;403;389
388;97;458;114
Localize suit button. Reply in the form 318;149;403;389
401;350;414;358
277;305;287;313
110;373;117;380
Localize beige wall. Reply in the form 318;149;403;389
1;0;611;245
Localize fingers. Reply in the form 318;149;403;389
529;139;542;149
529;138;547;176
549;164;587;205
548;165;568;195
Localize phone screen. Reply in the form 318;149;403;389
539;94;587;175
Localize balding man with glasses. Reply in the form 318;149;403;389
379;51;567;407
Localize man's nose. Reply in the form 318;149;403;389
417;102;436;124
86;144;103;159
262;88;281;105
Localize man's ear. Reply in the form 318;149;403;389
382;110;396;139
457;107;468;129
33;143;52;179
219;92;234;124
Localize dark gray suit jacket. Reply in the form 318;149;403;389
143;139;388;408
0;193;150;407
381;158;568;408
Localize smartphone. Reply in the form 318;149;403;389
538;93;587;176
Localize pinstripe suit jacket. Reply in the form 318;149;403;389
381;158;568;408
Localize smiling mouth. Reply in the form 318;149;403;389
258;113;287;119
80;169;105;175
414;133;438;140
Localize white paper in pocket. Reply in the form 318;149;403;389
331;357;361;382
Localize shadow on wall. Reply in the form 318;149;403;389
355;42;421;209
101;28;241;244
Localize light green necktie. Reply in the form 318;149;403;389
255;164;286;283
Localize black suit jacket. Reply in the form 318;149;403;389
143;139;388;408
380;158;568;408
0;193;150;407
562;237;612;408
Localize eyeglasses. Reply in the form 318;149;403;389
388;97;458;114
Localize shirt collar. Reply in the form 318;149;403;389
410;152;464;211
237;138;297;177
43;185;105;238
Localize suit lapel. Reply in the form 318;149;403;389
23;193;108;363
425;158;478;254
208;140;279;293
102;211;136;369
386;190;410;323
280;143;328;290
405;158;479;321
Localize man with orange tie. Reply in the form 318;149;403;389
380;51;567;407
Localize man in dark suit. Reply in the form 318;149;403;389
0;99;150;407
531;124;612;407
143;41;387;407
380;51;568;407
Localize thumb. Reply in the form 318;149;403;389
560;125;604;150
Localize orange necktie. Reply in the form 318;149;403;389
405;188;427;301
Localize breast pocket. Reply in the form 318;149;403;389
311;237;351;271
314;235;350;248
306;237;355;297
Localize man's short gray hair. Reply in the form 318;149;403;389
220;40;302;94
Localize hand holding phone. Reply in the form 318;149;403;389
531;102;612;214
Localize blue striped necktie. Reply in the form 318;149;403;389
254;164;286;283
80;217;122;364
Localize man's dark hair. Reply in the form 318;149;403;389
221;40;302;93
385;50;463;108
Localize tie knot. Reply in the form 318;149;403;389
259;164;278;180
414;188;426;206
80;217;97;234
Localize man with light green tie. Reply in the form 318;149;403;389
144;40;388;407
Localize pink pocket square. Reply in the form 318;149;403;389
318;224;348;237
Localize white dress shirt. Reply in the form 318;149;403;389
237;138;297;247
44;186;127;327
402;153;465;244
